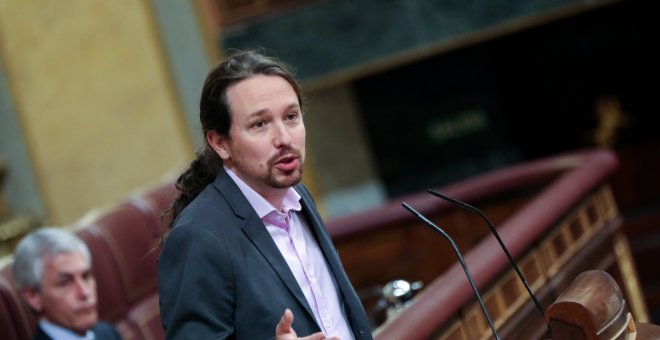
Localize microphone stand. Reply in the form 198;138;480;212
427;189;551;334
402;202;501;340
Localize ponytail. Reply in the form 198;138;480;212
159;147;222;244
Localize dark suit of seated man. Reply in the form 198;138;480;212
12;227;122;340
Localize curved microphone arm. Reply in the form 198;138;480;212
402;202;501;340
427;189;551;335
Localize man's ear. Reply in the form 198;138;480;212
207;130;231;161
21;288;43;313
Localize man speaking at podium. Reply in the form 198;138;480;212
158;50;372;340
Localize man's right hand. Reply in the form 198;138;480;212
275;309;339;340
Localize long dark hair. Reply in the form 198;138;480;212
160;50;302;241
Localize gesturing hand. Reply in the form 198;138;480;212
275;309;339;340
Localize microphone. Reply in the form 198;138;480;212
402;202;501;340
426;189;551;332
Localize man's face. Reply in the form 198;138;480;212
23;251;98;335
211;75;306;200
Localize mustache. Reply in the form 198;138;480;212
268;147;302;166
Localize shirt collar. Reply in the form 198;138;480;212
39;319;95;340
224;166;302;218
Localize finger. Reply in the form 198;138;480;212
275;308;294;335
299;331;329;340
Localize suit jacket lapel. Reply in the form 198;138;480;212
212;169;317;323
32;325;52;340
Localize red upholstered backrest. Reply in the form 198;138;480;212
0;265;37;340
0;180;176;340
81;203;160;319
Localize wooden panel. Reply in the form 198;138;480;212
450;186;621;339
335;196;530;318
203;0;311;27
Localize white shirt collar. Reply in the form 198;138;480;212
39;319;95;340
224;166;302;218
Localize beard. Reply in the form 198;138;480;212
231;146;304;190
264;147;304;188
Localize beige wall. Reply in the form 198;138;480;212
0;0;193;224
304;85;386;218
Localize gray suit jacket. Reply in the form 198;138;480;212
158;168;372;339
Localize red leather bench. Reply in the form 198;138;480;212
0;180;177;340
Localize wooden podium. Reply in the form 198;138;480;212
547;270;660;340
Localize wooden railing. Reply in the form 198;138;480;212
327;149;644;339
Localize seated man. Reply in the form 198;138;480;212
12;227;121;340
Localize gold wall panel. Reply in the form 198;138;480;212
0;0;193;224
